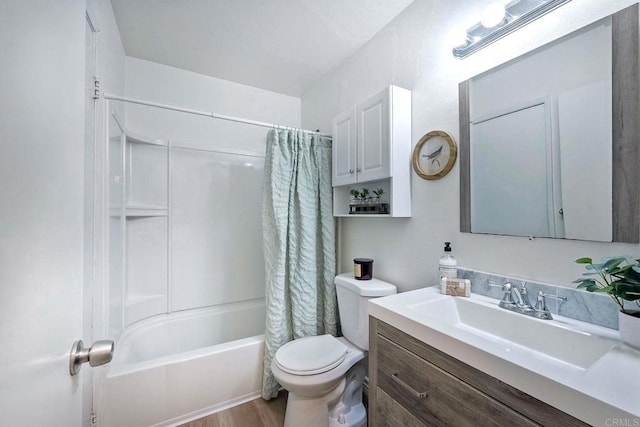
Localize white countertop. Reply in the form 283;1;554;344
368;286;640;425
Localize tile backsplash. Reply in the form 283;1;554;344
458;267;620;330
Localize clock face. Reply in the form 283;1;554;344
419;135;451;176
413;131;457;180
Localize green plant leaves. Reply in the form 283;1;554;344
604;257;625;271
615;282;640;301
621;267;640;284
574;256;640;305
574;278;599;291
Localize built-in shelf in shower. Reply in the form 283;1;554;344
125;294;167;325
126;131;168;147
126;294;166;305
110;208;168;218
108;111;172;332
125;208;168;217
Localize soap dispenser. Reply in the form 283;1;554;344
439;242;457;282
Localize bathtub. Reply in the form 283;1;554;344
100;299;266;427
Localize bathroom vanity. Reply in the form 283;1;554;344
369;319;585;426
368;287;640;426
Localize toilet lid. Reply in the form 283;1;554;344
275;335;348;376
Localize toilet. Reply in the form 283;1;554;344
271;273;397;427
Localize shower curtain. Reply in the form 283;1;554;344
261;128;336;399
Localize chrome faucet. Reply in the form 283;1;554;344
511;282;534;313
489;281;517;309
533;291;567;320
489;282;565;320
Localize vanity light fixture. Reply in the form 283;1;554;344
452;0;572;58
480;2;508;28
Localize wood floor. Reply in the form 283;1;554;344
180;392;288;427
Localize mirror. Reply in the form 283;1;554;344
459;4;639;243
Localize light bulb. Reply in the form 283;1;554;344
481;2;506;28
448;28;469;47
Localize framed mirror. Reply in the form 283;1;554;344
459;4;639;243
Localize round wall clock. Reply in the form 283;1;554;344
412;130;457;180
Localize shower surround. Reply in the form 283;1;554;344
99;104;268;425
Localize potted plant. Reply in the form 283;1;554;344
349;189;360;205
373;188;384;204
574;256;640;349
360;188;370;205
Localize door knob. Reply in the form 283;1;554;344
69;339;115;376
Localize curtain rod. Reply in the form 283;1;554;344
103;93;331;138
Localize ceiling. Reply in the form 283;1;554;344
110;0;415;97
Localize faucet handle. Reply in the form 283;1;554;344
489;281;513;292
489;282;516;306
534;291;567;319
518;281;528;293
534;291;567;310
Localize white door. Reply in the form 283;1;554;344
470;103;553;237
332;109;357;186
558;81;612;241
0;2;93;425
357;88;391;183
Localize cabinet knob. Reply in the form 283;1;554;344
356;168;361;173
349;169;355;174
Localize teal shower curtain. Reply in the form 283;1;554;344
261;128;337;399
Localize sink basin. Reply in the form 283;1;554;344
369;286;640;423
407;292;617;369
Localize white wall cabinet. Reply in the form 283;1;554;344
332;85;411;217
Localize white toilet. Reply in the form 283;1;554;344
271;273;397;427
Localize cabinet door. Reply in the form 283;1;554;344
332;109;357;186
357;88;391;182
370;318;590;427
376;335;537;427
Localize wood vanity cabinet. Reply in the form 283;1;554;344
368;318;589;427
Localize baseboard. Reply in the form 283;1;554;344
154;391;263;427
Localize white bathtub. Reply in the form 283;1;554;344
101;299;266;427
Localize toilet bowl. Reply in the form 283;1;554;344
272;335;364;397
272;336;366;427
271;274;397;427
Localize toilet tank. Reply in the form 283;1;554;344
335;273;397;350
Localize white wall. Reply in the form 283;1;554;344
302;0;640;291
0;1;86;425
124;57;301;154
170;150;265;311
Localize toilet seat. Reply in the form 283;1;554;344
275;335;348;376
